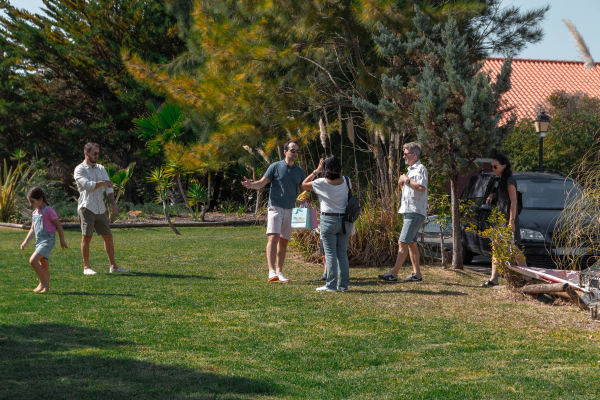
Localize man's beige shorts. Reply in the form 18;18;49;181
266;205;293;241
78;208;112;236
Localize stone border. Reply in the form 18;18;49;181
0;219;266;230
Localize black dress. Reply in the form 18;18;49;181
496;175;521;246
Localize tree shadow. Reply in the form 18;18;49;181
0;323;274;400
119;272;215;280
55;292;136;297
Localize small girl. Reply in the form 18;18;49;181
20;187;68;293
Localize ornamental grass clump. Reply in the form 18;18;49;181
291;186;404;268
552;151;600;270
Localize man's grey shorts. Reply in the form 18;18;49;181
78;208;112;236
399;213;426;244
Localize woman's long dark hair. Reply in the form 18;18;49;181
27;186;49;206
493;154;512;194
322;155;342;180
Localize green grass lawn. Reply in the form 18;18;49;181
1;226;599;399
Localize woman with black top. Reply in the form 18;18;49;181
482;154;523;287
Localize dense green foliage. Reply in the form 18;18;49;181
125;0;548;186
0;0;184;188
356;9;516;268
2;226;600;399
503;91;600;175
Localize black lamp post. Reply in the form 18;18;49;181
534;111;551;172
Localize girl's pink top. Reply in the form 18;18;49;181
32;207;58;234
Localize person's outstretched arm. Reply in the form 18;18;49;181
241;176;271;190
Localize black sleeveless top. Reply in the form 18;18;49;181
497;175;521;246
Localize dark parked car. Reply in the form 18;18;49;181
460;171;596;269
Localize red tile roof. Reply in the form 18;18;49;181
482;58;600;120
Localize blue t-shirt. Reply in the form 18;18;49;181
264;160;306;209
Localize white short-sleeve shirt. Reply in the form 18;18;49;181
312;177;352;214
399;160;428;216
74;161;114;215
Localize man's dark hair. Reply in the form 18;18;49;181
283;140;299;151
322;155;342;180
84;142;100;153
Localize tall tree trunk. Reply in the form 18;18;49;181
208;171;223;211
176;174;195;219
450;177;463;269
371;130;390;201
161;196;181;235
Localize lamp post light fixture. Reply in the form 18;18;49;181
534;111;551;172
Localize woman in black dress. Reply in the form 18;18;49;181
482;154;522;287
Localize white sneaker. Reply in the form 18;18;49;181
316;286;336;292
83;268;97;275
277;273;290;283
268;271;279;282
110;267;130;273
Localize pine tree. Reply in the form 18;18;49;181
0;0;184;178
356;8;516;269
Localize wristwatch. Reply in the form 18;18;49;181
313;170;318;176
406;178;411;186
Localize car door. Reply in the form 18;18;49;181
462;174;495;254
460;176;482;254
478;177;499;256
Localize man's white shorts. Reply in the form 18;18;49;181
266;205;293;240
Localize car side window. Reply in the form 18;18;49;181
468;176;491;206
461;177;476;201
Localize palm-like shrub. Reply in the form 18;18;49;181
147;167;181;235
186;181;209;221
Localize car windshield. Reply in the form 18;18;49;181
517;179;581;209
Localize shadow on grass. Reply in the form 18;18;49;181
120;272;215;280
0;323;274;400
55;292;136;297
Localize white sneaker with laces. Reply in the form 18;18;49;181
110;267;130;273
83;268;97;275
277;273;290;283
268;271;279;282
316;286;336;292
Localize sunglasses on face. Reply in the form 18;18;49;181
403;152;414;157
287;149;300;154
89;152;99;156
492;164;501;170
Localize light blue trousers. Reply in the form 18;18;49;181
320;215;351;291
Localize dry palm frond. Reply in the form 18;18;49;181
319;117;327;150
243;145;253;154
337;106;343;133
285;128;293;140
563;19;595;71
347;115;355;144
257;148;270;165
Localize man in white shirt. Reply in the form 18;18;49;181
74;142;129;275
379;142;428;283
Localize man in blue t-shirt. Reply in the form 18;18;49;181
242;140;306;283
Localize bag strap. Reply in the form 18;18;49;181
344;176;352;199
